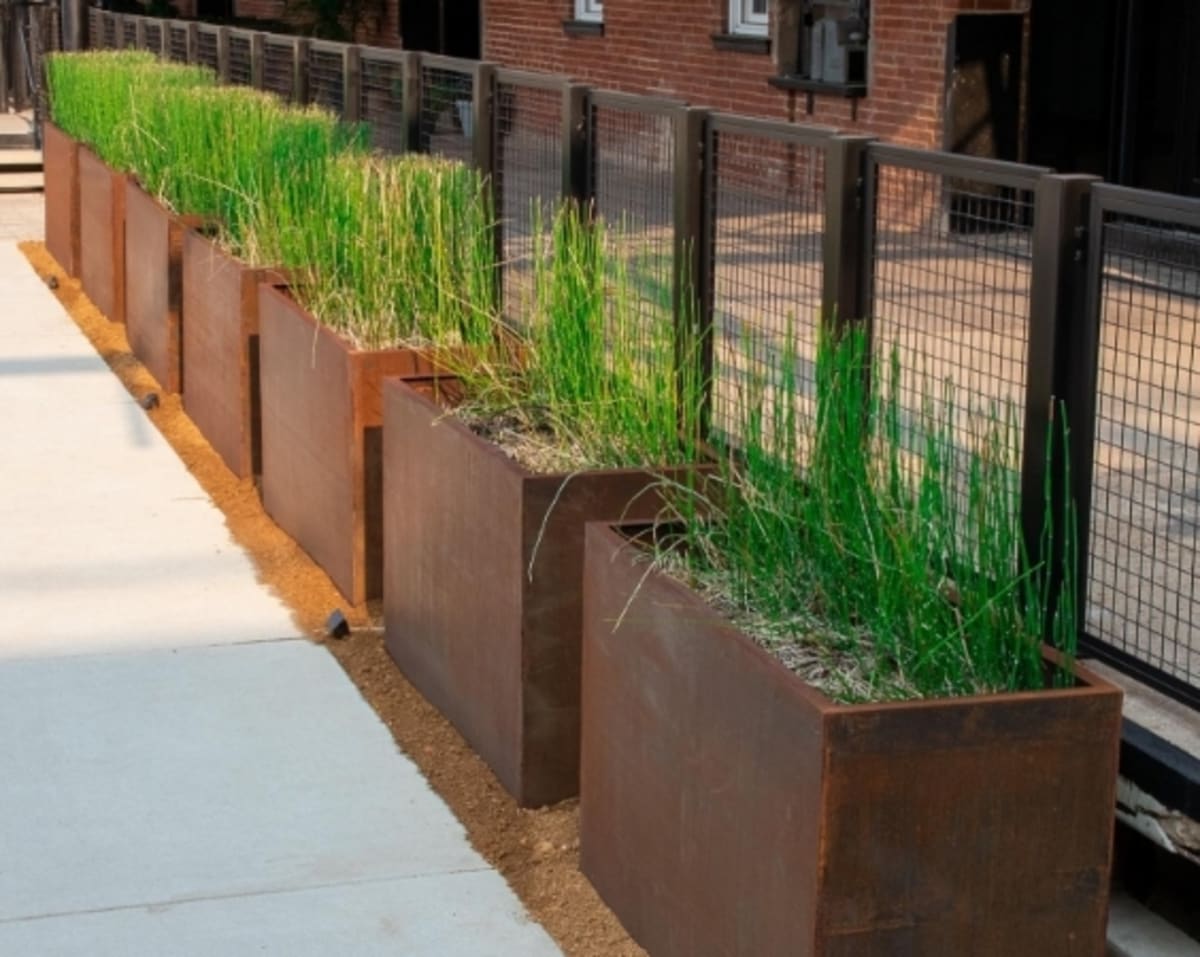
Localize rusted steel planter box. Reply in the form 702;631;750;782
78;146;126;323
182;228;285;479
259;285;447;605
580;522;1124;957
43;121;80;277
383;381;699;808
123;181;200;393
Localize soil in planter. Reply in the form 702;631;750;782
21;240;645;957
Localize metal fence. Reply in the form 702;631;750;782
1;0;59;128
78;12;1200;710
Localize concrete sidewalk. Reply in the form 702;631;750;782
0;223;560;951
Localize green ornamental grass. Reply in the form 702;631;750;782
450;202;705;472
665;325;1078;704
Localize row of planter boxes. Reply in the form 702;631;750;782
44;122;1124;956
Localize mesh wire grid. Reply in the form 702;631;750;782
494;79;563;322
359;52;404;153
1086;207;1200;689
263;38;296;100
101;13;116;49
308;45;345;117
418;64;473;163
122;17;136;48
144;21;163;56
867;159;1035;537
227;32;252;86
588;99;677;367
195;28;218;72
167;23;188;62
708;126;825;455
88;7;102;47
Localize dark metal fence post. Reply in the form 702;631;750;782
1021;173;1099;637
216;26;230;83
674;106;709;434
823;134;873;332
250;32;264;89
402;52;421;153
293;37;309;104
472;62;501;313
562;83;590;207
343;44;361;123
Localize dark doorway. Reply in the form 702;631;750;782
1028;0;1200;196
944;13;1024;163
400;0;480;59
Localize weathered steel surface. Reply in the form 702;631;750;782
78;147;125;323
580;522;1124;957
123;182;197;393
181;228;284;479
258;286;441;604
42;122;79;278
383;382;698;807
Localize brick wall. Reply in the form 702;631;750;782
483;0;1027;149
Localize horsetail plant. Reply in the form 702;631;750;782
664;324;1077;704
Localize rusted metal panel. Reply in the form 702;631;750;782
78;146;125;323
382;382;700;807
258;286;442;604
123;182;197;393
43;122;80;278
580;522;1123;957
181;228;285;479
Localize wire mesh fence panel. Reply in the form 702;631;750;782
708;120;827;456
359;50;404;153
101;13;116;49
263;37;296;101
144;20;163;56
1085;189;1200;692
195;26;218;73
589;95;679;368
122;17;136;49
866;150;1039;535
167;22;188;62
418;61;473;163
494;75;563;322
227;31;252;86
88;7;102;47
308;43;344;116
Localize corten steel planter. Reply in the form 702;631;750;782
77;146;126;323
258;285;449;605
123;181;203;394
43;121;80;277
383;381;702;808
580;523;1124;957
181;227;286;480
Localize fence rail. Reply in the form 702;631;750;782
75;11;1200;711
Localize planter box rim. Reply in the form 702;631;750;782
260;282;454;361
589;520;1123;715
383;377;704;486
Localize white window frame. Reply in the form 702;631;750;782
730;0;768;36
576;0;603;22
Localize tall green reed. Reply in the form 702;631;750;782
450;202;705;472
669;324;1076;703
245;152;498;350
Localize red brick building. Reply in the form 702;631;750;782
483;0;1030;153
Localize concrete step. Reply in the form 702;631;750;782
0;149;43;173
1108;892;1200;956
0;171;44;193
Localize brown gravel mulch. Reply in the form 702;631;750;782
20;241;644;957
